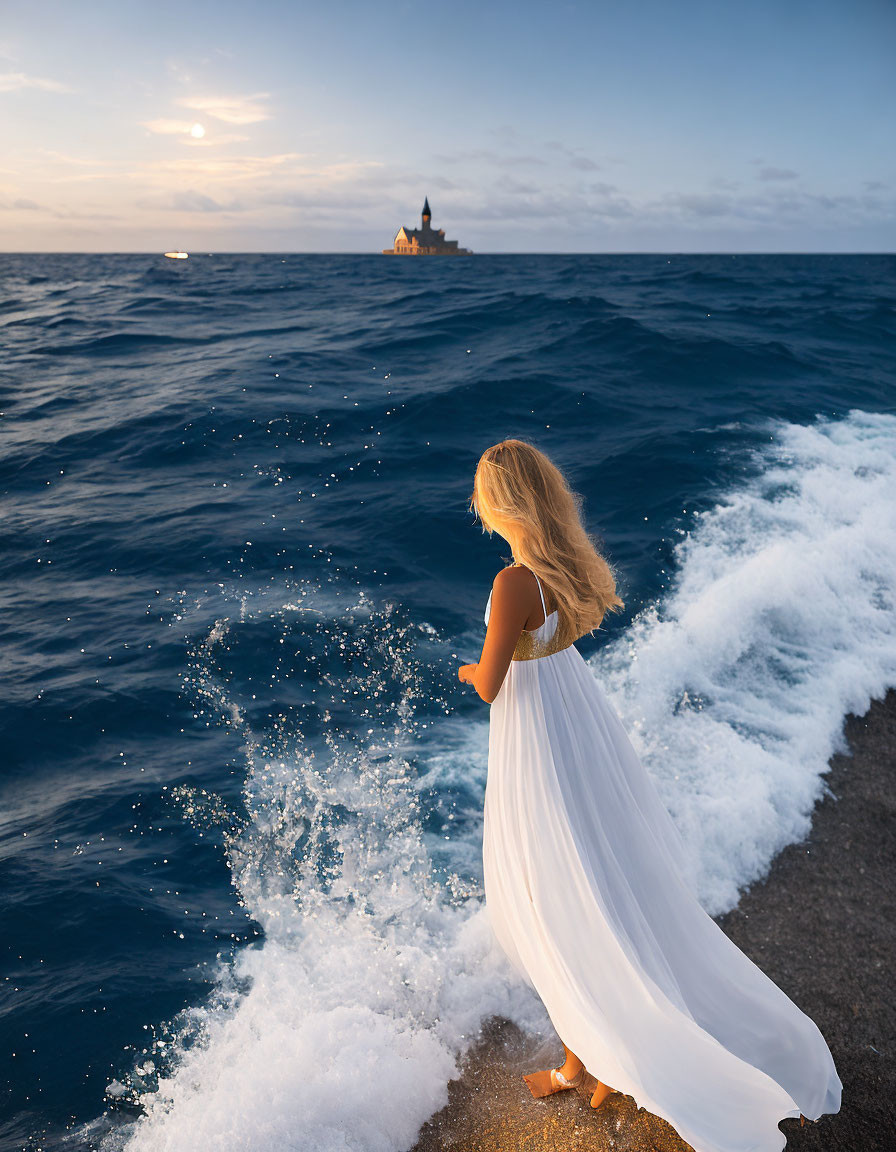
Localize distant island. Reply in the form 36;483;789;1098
382;198;473;255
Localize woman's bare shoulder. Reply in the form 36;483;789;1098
492;563;538;603
493;563;529;587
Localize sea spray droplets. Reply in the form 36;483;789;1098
179;583;448;921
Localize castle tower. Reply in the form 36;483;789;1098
421;197;432;229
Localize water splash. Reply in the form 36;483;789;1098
94;581;545;1152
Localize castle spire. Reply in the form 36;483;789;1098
422;197;431;226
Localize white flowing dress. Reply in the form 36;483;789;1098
482;570;841;1152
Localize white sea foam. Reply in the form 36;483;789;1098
100;409;896;1152
594;409;896;913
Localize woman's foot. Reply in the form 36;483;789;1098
589;1080;616;1110
522;1065;584;1098
522;1045;585;1099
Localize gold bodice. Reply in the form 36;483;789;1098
511;614;577;661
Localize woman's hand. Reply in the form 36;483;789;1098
458;662;478;685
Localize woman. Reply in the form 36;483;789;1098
457;439;841;1152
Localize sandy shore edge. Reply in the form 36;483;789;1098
411;690;896;1151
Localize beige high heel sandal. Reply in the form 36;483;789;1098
522;1065;585;1099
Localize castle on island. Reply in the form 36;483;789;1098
382;198;472;255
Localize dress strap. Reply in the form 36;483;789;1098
515;562;548;623
532;571;548;623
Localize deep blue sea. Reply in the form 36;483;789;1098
2;253;895;1152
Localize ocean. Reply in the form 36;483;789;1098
2;252;895;1152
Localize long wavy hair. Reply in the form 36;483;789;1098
470;439;624;640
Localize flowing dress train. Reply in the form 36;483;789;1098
481;570;841;1152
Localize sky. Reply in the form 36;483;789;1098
0;0;893;252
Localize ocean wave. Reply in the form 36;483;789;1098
86;408;896;1152
594;408;896;913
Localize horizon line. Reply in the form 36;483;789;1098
0;250;893;257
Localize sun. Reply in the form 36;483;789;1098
190;122;206;139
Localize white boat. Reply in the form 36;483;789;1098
163;251;189;259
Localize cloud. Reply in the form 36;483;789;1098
122;153;391;220
185;133;250;147
662;191;735;218
451;185;633;223
423;174;460;192
432;148;546;168
647;184;894;230
38;149;117;167
0;195;118;220
545;140;601;171
169;190;227;212
0;71;71;93
133;152;383;189
132;150;307;182
177;92;271;125
432;142;602;172
500;179;541;195
0;196;50;211
12;126;892;245
133;190;231;212
758;166;799;181
139;118;250;146
141;118;197;136
133;178;388;220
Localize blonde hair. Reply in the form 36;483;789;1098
471;438;624;641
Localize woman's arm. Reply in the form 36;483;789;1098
458;566;534;703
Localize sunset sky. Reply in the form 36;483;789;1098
1;0;893;252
